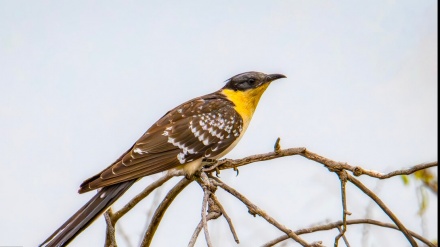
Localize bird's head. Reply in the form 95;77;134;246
223;71;286;91
221;71;286;122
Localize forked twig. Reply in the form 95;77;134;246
140;177;192;247
211;177;313;247
262;219;435;247
347;174;418;246
112;170;183;223
187;212;221;247
201;184;213;247
99;146;436;247
104;208;117;247
211;194;240;243
334;171;351;247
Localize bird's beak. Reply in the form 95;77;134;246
266;74;287;82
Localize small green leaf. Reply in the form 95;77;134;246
401;175;410;185
414;170;434;183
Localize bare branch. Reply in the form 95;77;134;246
189;173;223;247
112;170;183;223
211;194;240;244
204;148;437;181
354;162;438;179
201;184;213;247
140;177;192;247
336;226;350;247
300;150;437;180
262;219;435;247
187;211;221;247
95;146;436;247
197;171;216;247
211;177;313;247
190;175;240;247
362;181;383;247
138;185;164;245
334;171;351;247
104;208;117;247
203;147;306;172
347;174;418;246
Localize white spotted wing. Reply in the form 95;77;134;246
79;92;243;192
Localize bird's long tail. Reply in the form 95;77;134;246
40;180;136;247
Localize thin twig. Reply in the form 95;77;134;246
203;147;437;181
347;174;418;246
140;177;192;247
201;184;213;247
262;219;435;247
112;170;182;223
211;177;313;247
187;212;221;247
138;185;164;246
336;226;350;247
362;181;383;247
203;147;306;172
104;208;117;247
197;172;216;247
274;137;281;153
191;176;239;246
96;146;436;246
211;194;240;243
370;162;438;179
299;150;437;179
189;173;222;247
334;171;351;247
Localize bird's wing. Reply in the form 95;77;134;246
79;93;243;193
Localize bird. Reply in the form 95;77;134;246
40;71;286;246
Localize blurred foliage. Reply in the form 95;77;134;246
401;168;437;216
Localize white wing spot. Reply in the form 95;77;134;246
100;192;107;198
210;129;217;136
197;132;206;142
202;137;210;146
134;148;147;154
177;153;186;164
193;130;201;138
168;137;195;155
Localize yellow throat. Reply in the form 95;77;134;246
221;82;270;124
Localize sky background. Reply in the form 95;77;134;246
0;1;437;247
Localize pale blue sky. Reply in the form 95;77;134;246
0;1;437;246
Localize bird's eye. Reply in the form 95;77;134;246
247;78;256;85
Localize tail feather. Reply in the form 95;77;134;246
40;180;136;247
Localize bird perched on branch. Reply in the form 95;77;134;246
40;71;286;246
